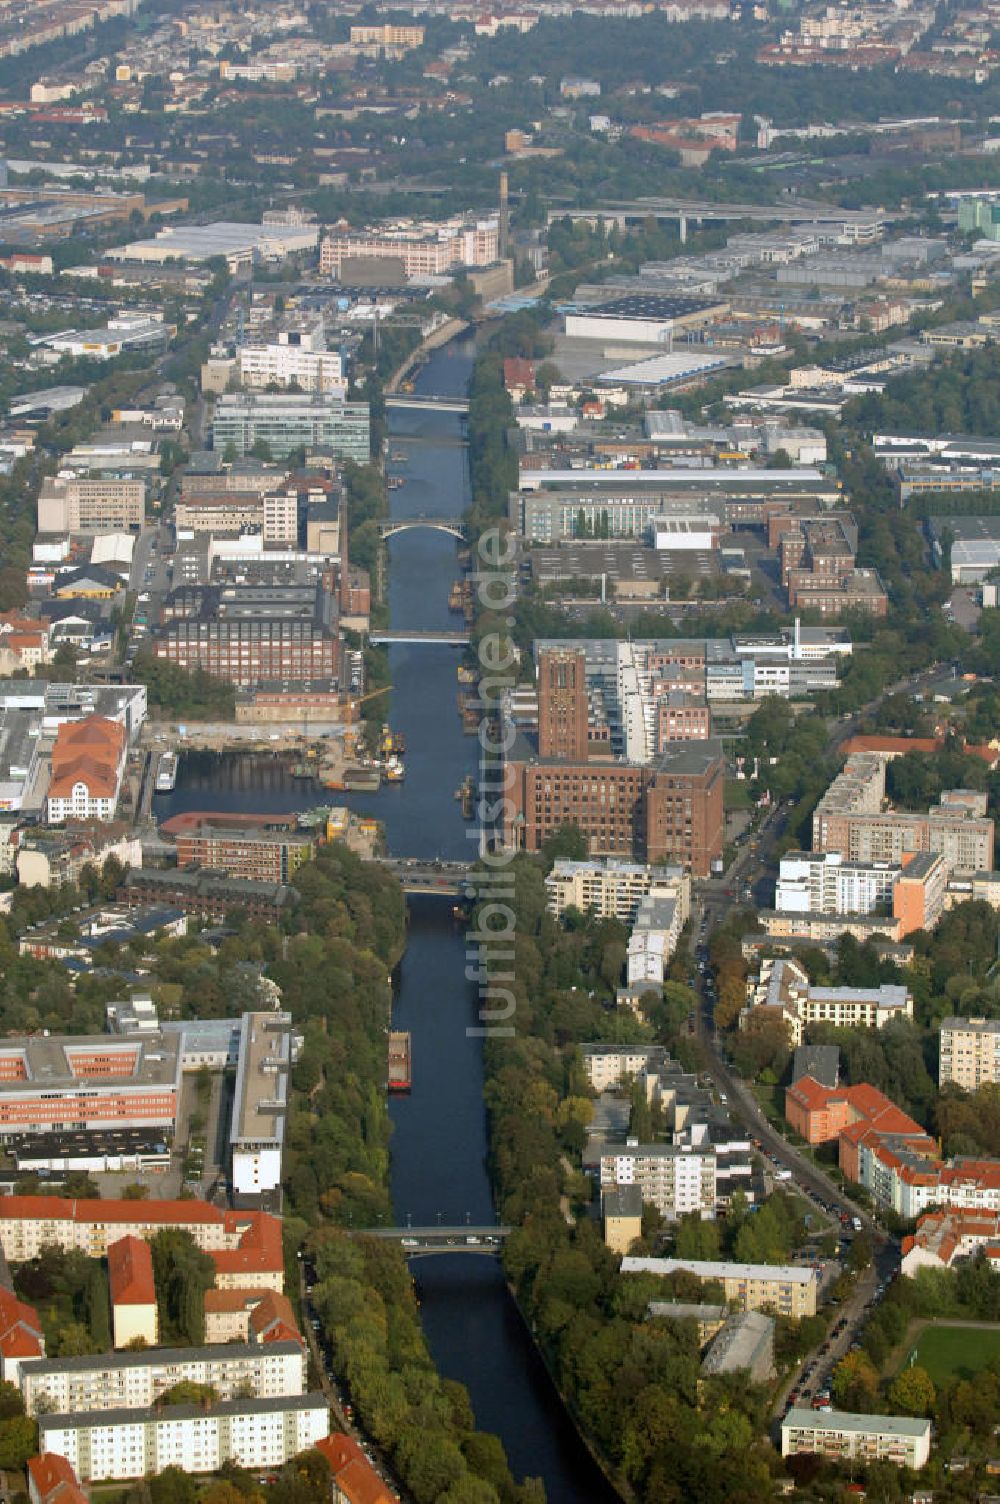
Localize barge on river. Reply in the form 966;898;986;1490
388;1031;411;1092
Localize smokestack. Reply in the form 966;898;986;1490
499;169;510;260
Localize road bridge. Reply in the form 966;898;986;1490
356;1225;511;1255
368;629;470;646
378;516;465;541
372;857;476;894
547;198;895;242
385;395;470;414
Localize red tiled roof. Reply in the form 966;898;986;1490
0;1287;44;1363
314;1437;393;1504
49;716;124;801
249;1290;301;1345
108;1236;156;1307
28;1454;87;1504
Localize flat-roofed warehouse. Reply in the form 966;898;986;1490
564;294;730;344
105;222;318;272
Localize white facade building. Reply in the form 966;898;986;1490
21;1341;305;1417
237;343;347;396
775;850;899;915
39;1395;329;1481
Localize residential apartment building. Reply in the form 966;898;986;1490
203;1290;301;1348
620;1257;819;1317
37;478;145;535
122;869;295;925
16;823;141;889
785;1076;935;1192
901;1209;1000;1276
581;1044;673;1093
939;1016;1000;1090
742;957;913;1046
545;859;691;924
775;849;947;936
27;1453;86;1504
152;581;343;689
21;1342;306;1418
39;1394;329;1481
0;1200;284;1291
320;216;499;278
599;1144;716;1219
173;824;315;884
212;395;369;464
0;1286;45;1386
780;1410;930;1470
46;716;127;824
237;343;346;397
812;754;994;871
108;1236;157;1349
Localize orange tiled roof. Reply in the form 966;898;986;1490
49;716;124;801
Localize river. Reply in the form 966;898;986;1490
160;335;618;1503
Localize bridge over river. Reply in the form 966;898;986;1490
355;1225;511;1255
371;858;475;894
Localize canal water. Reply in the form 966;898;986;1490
161;336;618;1502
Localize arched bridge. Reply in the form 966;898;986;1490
378;516;465;541
355;1225;511;1256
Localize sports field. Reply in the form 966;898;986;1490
907;1324;1000;1384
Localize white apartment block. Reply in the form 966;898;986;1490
39;1394;329;1482
545;859;690;924
581;1044;672;1093
600;1144;716;1219
621;1257;818;1317
775;850;898;915
940;1016;1000;1089
21;1342;305;1417
781;1410;930;1470
237;343;346;396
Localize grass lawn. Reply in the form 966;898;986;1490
908;1324;1000;1384
725;780;752;810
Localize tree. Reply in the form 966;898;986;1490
0;1414;36;1467
541;824;588;863
148;1467;197;1504
832;1350;879;1411
888;1364;935;1416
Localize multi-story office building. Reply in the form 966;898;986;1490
21;1341;306;1417
537;647;590;760
503;737;724;875
173;824;315;884
621;1257;818;1317
39;1394;330;1481
237;342;346;396
0;1199;284;1290
46;715;127;824
780;1411;930;1470
37;478;145;535
939;1016;1000;1089
320;216;499;278
0;1032;182;1141
152;580;343;688
212;395;369;464
230;1011;291;1208
813;755;994;870
509;469;840;542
